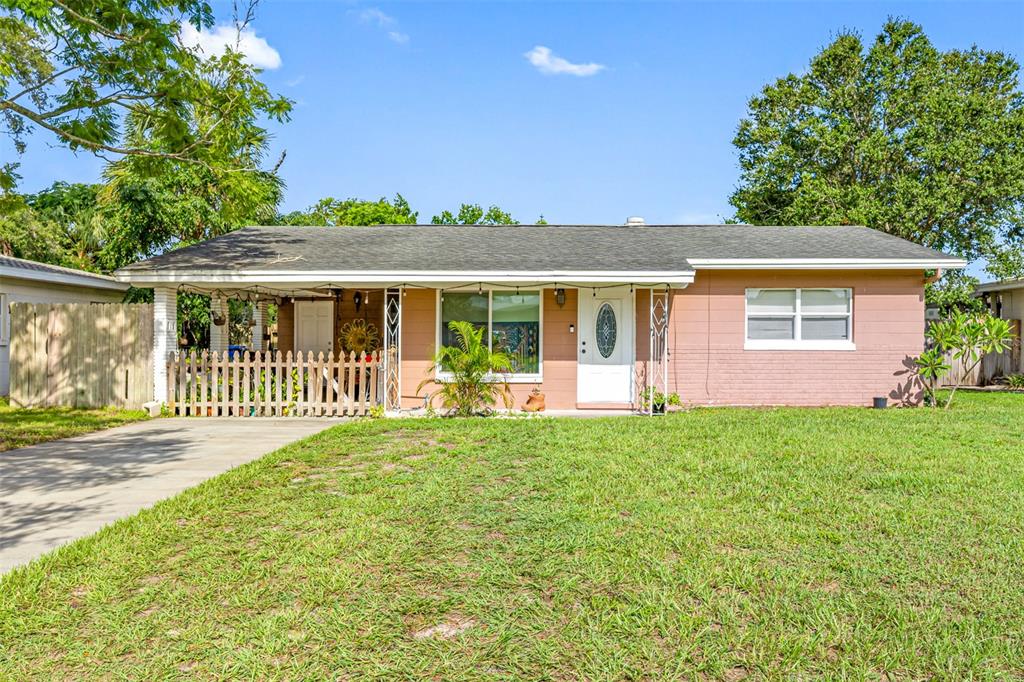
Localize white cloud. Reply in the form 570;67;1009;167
353;7;409;44
179;22;282;69
358;7;395;27
524;46;604;77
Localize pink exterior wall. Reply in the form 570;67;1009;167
397;271;927;411
665;270;926;406
400;288;579;410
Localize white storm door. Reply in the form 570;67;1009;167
294;301;334;354
577;290;633;403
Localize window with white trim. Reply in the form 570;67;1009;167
0;293;8;347
439;290;542;378
745;288;853;349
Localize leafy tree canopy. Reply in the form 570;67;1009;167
730;19;1024;284
431;203;517;225
0;182;105;270
94;17;290;269
275;195;418;226
0;0;290;190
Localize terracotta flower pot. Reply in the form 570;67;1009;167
523;391;546;412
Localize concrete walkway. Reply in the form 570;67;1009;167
0;418;338;573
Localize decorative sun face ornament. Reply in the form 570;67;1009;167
340;319;380;356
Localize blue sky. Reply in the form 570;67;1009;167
8;0;1024;227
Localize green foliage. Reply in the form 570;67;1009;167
418;320;514;416
98;43;289;269
0;0;292;190
640;388;681;412
0;182;108;270
275;195;418;226
26;182;105;268
431;203;517;225
730;19;1024;278
0;195;66;263
1006;374;1024;390
924;312;1014;409
925;270;984;315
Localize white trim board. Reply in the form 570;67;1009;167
114;270;697;286
1;264;128;291
689;258;965;269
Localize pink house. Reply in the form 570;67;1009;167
116;221;964;413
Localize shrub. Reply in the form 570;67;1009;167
918;312;1014;409
418;320;514;416
1006;374;1024;390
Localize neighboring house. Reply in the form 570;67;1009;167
975;277;1024;376
115;221;964;411
0;256;129;396
977;277;1024;322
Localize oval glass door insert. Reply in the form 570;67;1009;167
596;303;617;358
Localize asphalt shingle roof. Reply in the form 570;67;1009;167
116;224;962;274
1;255;126;287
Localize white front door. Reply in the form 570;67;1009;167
295;301;334;354
577;289;634;403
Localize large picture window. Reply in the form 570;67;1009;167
439;290;542;377
745;288;853;350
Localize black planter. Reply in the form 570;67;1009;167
872;396;888;409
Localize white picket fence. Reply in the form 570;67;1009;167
167;349;383;417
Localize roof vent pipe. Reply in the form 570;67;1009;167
625;216;645;226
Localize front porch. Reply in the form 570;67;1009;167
155;286;400;416
150;283;675;416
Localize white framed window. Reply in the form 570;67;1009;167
436;289;543;381
0;293;8;347
745;288;854;350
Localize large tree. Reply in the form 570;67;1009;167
0;0;290;190
97;30;290;268
730;20;1024;283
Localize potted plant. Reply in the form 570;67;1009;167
641;388;681;414
523;385;545;412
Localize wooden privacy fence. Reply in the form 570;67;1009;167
10;303;152;409
168;350;384;417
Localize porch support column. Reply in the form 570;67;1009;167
209;295;229;353
153;287;178;404
252;301;268;351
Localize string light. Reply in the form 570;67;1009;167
172;280;655;299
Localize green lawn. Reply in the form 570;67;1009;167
0;397;148;452
2;393;1023;679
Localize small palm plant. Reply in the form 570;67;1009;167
419;320;514;416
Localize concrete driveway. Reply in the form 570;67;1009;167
0;418;338;573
